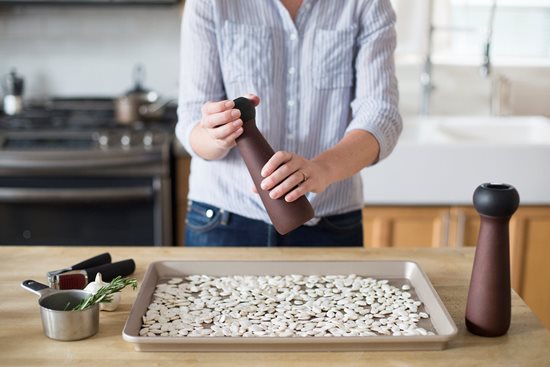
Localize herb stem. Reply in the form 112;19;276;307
71;276;137;311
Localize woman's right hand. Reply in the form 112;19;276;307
191;94;260;160
200;99;243;151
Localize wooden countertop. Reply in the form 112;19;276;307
0;246;548;367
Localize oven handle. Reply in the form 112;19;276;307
0;187;154;203
0;154;160;171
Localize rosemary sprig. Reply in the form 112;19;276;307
71;276;138;311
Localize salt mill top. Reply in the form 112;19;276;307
473;183;520;218
233;97;255;123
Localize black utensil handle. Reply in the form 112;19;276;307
21;279;50;296
84;259;136;282
71;252;112;270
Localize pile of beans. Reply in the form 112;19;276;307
139;274;434;338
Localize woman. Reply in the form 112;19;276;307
176;0;402;247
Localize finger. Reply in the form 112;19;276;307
217;127;243;149
209;119;242;139
284;184;308;203
252;185;258;194
204;109;241;129
202;100;234;115
261;160;297;191
268;170;304;200
244;94;261;107
261;151;293;178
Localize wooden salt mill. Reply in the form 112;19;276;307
233;97;314;235
465;183;520;337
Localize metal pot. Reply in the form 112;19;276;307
2;69;25;115
114;64;162;124
21;280;99;341
138;98;175;120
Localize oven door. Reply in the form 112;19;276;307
0;177;163;246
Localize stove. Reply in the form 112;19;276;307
0;98;176;246
0;98;175;152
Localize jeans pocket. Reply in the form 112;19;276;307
320;211;362;232
185;201;223;233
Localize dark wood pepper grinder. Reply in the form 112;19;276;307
233;97;314;235
465;183;520;337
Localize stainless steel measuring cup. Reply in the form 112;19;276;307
21;280;99;341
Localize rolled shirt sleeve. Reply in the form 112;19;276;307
346;0;403;162
175;0;226;158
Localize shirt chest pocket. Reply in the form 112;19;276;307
221;21;273;86
313;26;356;89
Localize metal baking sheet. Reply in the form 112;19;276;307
123;261;457;351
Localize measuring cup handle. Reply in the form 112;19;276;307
21;280;51;296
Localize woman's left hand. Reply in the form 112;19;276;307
257;151;330;202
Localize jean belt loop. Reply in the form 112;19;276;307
220;209;230;226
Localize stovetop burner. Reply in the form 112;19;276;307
0;97;177;132
0;98;177;152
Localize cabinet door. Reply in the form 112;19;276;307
176;156;191;246
510;207;550;329
449;207;480;247
362;207;450;248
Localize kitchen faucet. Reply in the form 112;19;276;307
480;0;498;115
419;0;498;116
419;0;435;117
480;0;497;79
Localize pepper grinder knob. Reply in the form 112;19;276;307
466;183;519;337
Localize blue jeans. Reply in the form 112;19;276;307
184;201;363;247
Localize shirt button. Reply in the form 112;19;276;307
287;100;295;107
289;33;298;41
287;134;295;140
288;67;296;75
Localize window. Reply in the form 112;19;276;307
392;0;550;65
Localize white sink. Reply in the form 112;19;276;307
403;116;550;145
362;116;550;205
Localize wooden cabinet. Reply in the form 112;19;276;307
175;155;191;246
448;207;480;247
509;207;550;329
362;207;450;248
363;205;550;329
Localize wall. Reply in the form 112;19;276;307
0;4;182;99
1;3;549;117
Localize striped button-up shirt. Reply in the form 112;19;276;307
176;0;402;224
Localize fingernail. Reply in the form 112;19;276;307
231;109;240;118
225;101;234;108
270;191;277;199
233;119;242;126
260;180;267;190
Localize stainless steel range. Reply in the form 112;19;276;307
0;99;174;246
